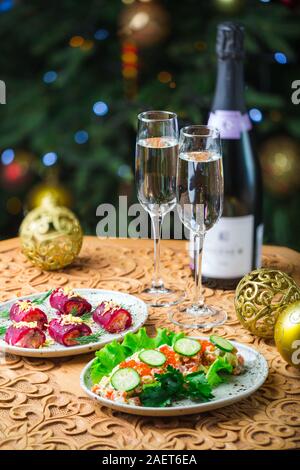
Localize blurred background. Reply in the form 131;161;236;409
0;0;299;250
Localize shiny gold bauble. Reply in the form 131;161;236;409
19;205;83;271
275;301;300;368
27;183;72;210
235;268;300;338
260;136;300;196
119;1;170;47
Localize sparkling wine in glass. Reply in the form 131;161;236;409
170;125;227;328
135;111;182;307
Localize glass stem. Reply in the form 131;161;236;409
193;232;205;307
151;214;164;289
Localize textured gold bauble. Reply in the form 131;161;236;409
275;301;300;368
27;183;72;210
235;268;300;338
259;136;300;196
19;205;83;271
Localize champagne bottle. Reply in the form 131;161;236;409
190;22;263;289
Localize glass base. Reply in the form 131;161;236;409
169;304;227;329
140;286;184;308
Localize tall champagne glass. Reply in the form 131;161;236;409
170;125;227;327
135;110;181;307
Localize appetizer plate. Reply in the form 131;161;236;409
80;338;268;416
0;289;148;358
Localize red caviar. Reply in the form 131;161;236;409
119;359;152;377
200;340;213;353
159;345;178;367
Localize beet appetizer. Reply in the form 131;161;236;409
48;314;92;346
9;300;48;330
93;301;132;333
49;287;92;316
5;322;46;349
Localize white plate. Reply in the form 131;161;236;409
0;289;148;357
80;338;268;416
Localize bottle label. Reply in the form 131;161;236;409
190;215;255;279
208;111;252;139
256;224;264;268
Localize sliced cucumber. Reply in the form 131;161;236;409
139;349;166;367
174;338;201;356
210;334;234;352
110;367;140;392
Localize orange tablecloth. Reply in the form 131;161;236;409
0;236;300;450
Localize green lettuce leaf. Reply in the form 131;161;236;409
90;327;185;383
206;356;233;387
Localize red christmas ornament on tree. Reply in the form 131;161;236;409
281;0;300;9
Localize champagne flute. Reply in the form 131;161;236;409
135;110;181;307
170;125;227;327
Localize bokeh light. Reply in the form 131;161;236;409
81;40;94;51
43;70;58;84
93;101;109;116
274;52;287;64
249;108;263;122
0;0;14;12
42;152;58;166
117;164;132;179
74;130;89;144
1;148;15;165
157;71;172;83
69;36;84;48
94;29;109;40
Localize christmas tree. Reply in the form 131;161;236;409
0;0;299;250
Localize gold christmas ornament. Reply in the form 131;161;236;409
235;268;300;338
259;136;300;196
274;301;300;368
27;182;72;210
19;205;83;271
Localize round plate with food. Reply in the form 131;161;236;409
0;288;148;357
80;328;268;416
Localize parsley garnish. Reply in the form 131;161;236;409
140;366;214;407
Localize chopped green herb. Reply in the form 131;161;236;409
75;331;103;345
0;326;7;336
70;307;79;316
139;366;213;407
0;309;9;319
32;289;53;305
81;312;93;322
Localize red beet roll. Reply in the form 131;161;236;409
5;323;46;349
93;301;132;333
10;300;48;330
49;288;92;316
48;318;92;346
